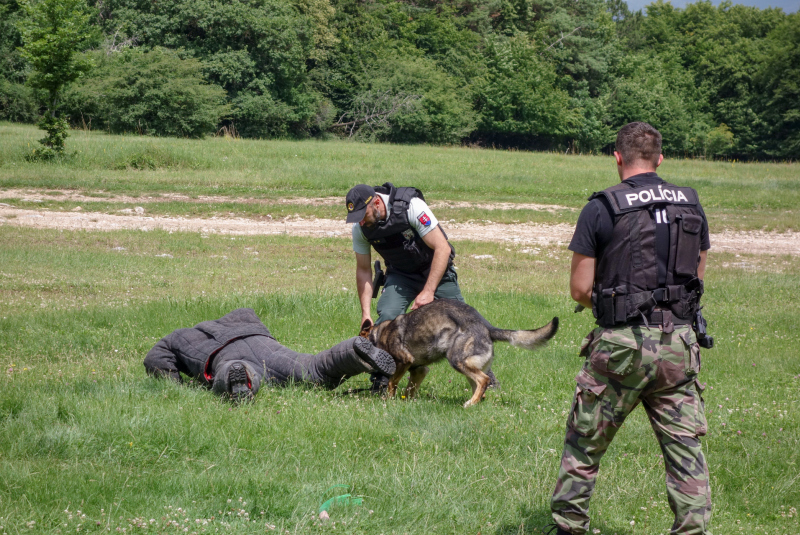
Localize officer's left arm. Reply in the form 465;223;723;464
412;226;450;310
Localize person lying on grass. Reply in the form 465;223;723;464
144;308;396;402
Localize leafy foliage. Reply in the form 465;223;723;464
65;48;229;138
755;13;800;158
474;34;579;147
2;0;797;157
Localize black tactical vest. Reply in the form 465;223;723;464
359;183;455;275
591;180;705;329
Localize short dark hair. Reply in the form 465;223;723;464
615;122;662;168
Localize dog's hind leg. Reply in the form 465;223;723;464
456;353;493;408
460;367;490;408
405;366;430;399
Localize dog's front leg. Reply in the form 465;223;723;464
386;348;415;398
405;366;430;399
387;362;412;398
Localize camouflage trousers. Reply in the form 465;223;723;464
550;324;711;535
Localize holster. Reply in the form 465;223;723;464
371;260;386;299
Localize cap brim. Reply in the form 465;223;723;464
346;207;367;223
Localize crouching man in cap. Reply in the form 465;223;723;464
345;182;497;392
144;308;396;402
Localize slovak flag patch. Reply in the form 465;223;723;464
418;212;431;227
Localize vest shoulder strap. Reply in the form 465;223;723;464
379;184;424;218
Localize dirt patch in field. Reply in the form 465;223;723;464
2;205;799;256
0;189;573;212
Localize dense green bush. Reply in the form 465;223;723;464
755;13;800;159
0;79;38;123
97;0;321;137
474;35;579;145
65;48;228;138
361;56;476;144
605;54;708;155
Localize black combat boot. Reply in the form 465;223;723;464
368;373;390;394
353;337;396;377
543;523;572;535
212;361;258;403
227;362;254;403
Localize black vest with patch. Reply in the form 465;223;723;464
360;183;455;275
591;180;705;328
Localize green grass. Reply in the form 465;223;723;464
0;223;798;535
2;122;799;231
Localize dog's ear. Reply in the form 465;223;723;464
359;319;373;338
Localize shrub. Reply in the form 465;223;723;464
65;47;228;138
705;123;735;159
474;35;579;143
0;78;39;123
350;55;476;144
231;88;325;139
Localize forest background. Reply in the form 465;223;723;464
1;0;798;160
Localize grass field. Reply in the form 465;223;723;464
1;123;799;535
1;122;799;232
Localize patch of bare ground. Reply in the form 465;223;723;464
0;189;573;211
2;203;799;258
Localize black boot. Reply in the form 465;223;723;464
309;337;395;388
212;361;259;403
543;523;572;535
369;372;390;394
353;337;396;377
228;363;254;403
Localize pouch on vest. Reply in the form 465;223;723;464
674;214;703;277
595;286;628;326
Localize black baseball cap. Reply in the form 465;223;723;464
345;184;376;223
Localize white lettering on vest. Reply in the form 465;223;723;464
651;187;663;201
625;193;638;206
639;190;652;203
663;189;674;201
677;191;689;202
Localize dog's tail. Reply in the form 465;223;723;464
488;317;559;350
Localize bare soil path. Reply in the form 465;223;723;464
1;189;799;256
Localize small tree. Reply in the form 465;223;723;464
17;0;94;157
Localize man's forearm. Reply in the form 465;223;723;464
422;245;450;295
356;267;374;321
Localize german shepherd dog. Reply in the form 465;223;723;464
360;299;558;407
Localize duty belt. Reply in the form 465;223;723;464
596;286;696;332
628;310;692;327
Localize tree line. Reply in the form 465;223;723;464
1;0;797;159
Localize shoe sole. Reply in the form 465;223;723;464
354;337;396;377
228;363;253;403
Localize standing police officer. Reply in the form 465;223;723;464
344;182;497;391
548;123;712;535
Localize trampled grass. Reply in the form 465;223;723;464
0;223;798;535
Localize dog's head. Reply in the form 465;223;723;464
359;319;389;349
